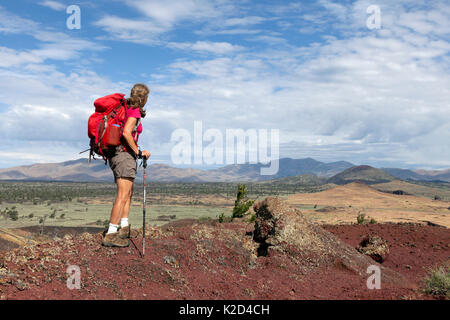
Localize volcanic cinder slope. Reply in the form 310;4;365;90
0;197;421;300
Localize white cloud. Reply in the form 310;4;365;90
38;1;66;11
95;0;235;44
213;28;261;35
0;8;106;63
124;0;225;26
94;15;166;44
0;0;449;170
0;47;43;67
168;41;244;54
31;34;107;61
318;0;348;21
0;6;39;34
143;2;450;168
248;35;287;45
0;9;117;163
96;0;265;44
222;16;266;27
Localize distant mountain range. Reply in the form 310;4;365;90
0;158;448;183
382;167;450;182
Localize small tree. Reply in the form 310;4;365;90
8;209;19;221
232;184;254;219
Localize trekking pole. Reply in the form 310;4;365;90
142;157;147;258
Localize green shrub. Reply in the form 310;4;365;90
424;264;450;298
248;214;256;223
28;213;34;219
60;213;65;219
369;217;377;224
357;213;366;224
218;212;232;223
232;184;254;219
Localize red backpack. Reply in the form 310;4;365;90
85;93;127;163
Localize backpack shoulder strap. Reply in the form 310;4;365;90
133;118;141;132
132;118;141;143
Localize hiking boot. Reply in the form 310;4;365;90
118;225;139;239
102;232;129;247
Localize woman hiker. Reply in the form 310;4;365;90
102;83;151;247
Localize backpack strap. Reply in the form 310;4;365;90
108;99;126;121
133;118;141;136
121;117;141;153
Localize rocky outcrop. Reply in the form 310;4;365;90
357;235;389;263
252;197;410;286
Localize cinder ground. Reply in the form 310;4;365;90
0;183;448;300
0;218;448;300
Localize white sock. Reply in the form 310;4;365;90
120;218;129;228
107;223;119;234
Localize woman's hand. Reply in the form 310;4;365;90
142;150;151;159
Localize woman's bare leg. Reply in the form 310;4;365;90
120;182;134;220
109;178;134;225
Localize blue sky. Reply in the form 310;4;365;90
0;0;449;169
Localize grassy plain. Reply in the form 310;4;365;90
1;179;449;230
0;180;315;230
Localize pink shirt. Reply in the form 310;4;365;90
123;106;143;144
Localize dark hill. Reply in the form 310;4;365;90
328;165;396;185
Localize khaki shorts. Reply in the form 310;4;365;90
109;146;137;182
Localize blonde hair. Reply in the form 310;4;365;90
128;83;149;118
